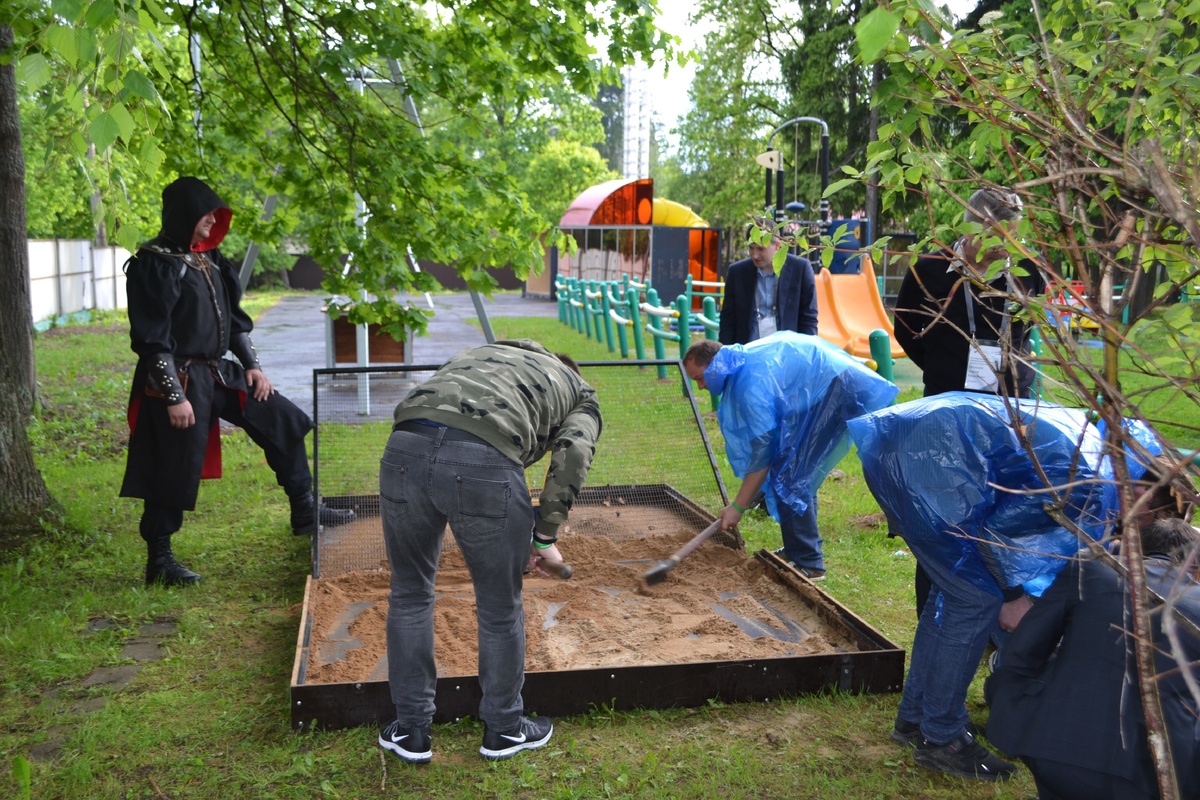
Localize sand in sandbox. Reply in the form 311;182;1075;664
303;510;857;685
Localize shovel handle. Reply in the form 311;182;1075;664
536;557;573;580
668;519;724;563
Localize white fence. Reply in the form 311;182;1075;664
28;239;130;323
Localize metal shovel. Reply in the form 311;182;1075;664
641;519;724;587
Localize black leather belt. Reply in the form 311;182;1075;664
179;357;223;368
396;419;481;443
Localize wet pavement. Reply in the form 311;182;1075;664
250;290;919;418
251;291;561;417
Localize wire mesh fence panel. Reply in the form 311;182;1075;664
312;361;730;578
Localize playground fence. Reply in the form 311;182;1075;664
553;272;898;409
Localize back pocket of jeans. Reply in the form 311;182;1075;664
455;475;510;535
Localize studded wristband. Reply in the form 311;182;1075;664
145;353;186;404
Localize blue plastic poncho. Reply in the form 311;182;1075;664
847;392;1160;596
706;332;898;518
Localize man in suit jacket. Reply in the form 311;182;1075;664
986;517;1200;800
719;220;818;345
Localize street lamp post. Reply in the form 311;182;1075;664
760;116;830;226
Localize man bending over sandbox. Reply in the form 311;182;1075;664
377;339;602;764
682;334;896;580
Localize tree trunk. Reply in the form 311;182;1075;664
0;24;55;536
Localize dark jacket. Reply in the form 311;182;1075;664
718;254;818;345
120;177;312;509
986;557;1200;797
893;250;1045;397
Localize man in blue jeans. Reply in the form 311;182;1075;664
682;336;897;580
891;532;1024;780
377;340;601;764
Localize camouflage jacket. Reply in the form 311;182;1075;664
393;339;602;538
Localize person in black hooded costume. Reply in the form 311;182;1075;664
121;176;354;586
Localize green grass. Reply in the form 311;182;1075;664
0;298;1082;799
1038;321;1200;451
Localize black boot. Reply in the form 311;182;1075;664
145;536;202;587
290;493;356;535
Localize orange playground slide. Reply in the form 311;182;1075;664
815;257;906;360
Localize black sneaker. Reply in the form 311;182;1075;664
479;716;553;761
891;719;985;747
378;719;431;764
913;731;1016;781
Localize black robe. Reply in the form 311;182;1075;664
120;178;312;510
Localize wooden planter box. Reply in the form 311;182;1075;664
327;313;405;365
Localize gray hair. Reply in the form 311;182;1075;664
1140;516;1200;561
964;187;1023;225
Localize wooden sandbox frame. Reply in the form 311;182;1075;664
289;484;904;732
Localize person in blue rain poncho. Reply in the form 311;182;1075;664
847;391;1166;783
682;334;897;580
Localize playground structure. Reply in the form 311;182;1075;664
554;271;898;387
814;258;906;359
543;178;722;312
750;117;902;358
546;174;903;390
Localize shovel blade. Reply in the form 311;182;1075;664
641;557;678;586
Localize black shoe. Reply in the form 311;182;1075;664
319;503;356;528
913;731;1016;781
290;493;356;535
479;716;553;761
145;544;202;587
378;720;431;764
890;718;922;746
891;719;985;747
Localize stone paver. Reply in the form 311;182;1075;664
119;638;164;662
80;664;141;691
29;618;180;762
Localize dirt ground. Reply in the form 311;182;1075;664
303;506;857;684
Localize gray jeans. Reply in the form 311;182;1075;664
380;425;532;731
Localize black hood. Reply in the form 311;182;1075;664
159;177;232;252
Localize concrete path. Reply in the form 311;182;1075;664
250;290;919;418
251;292;560;417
